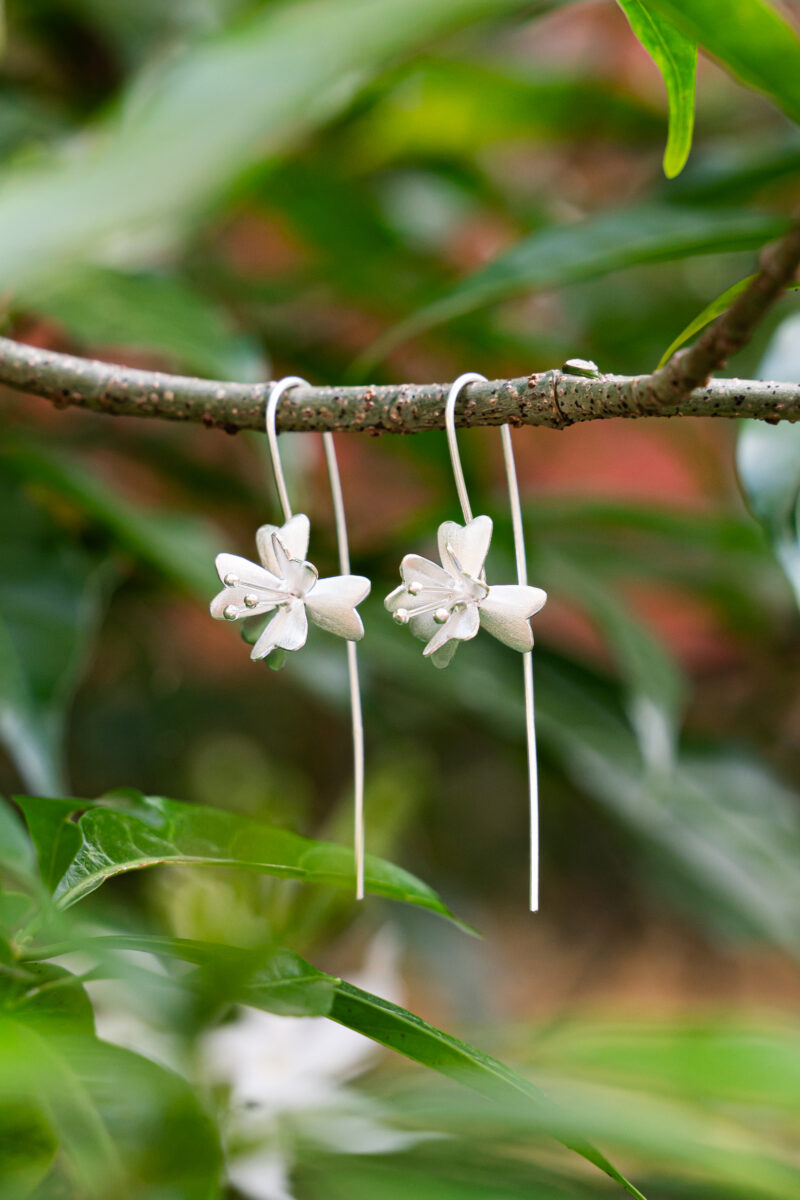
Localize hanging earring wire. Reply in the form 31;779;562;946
444;373;541;912
500;425;539;912
266;377;367;900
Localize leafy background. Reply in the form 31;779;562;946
1;1;800;1197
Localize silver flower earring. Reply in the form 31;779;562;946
211;376;371;899
385;372;547;910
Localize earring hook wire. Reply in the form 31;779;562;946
500;424;540;913
265;377;366;900
443;372;486;523
443;371;540;912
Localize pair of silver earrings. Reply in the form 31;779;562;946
210;374;547;910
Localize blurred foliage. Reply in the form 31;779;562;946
1;0;800;1197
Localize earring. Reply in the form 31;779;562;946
210;376;371;899
385;372;546;910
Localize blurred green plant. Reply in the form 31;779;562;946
0;0;799;1197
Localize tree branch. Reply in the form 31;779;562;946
0;335;798;434
1;218;798;434
649;215;800;404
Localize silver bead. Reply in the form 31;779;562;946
433;608;449;625
243;594;258;609
223;573;239;587
393;608;410;625
223;604;238;621
408;581;423;596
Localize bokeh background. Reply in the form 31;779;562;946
1;2;800;1197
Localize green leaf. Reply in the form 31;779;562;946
15;790;466;926
0;478;109;794
19;267;266;381
0;962;95;1037
0;799;35;876
329;982;646;1199
358;205;789;369
57;934;644;1198
0;0;535;292
616;1;696;177
47;933;338;1018
658;277;800;367
646;0;800;126
0;1019;222;1198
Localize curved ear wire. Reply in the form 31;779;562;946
444;372;541;912
266;377;367;901
499;424;540;913
444;371;486;523
265;375;308;522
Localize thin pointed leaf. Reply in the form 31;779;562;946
646;0;800;126
329;981;647;1199
358;206;789;369
617;0;697;177
658;277;800;367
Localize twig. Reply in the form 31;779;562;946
0;218;798;434
650;216;800;403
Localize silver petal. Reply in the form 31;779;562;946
438;515;492;579
479;584;547;652
423;603;480;658
397;553;454;592
306;574;370;640
214;552;283;592
256;514;310;573
250;601;309;660
271;533;318;596
210;585;280;622
429;639;460;669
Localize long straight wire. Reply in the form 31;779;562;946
322;431;366;901
500;424;539;912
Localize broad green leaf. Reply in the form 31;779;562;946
45;933;338;1018
19;266;266;381
0;962;95;1036
0;798;35;875
0;0;534;292
658;277;800;367
358;206;788;369
50;934;645;1198
0;478;109;794
646;0;800;126
3;441;218;599
0;1099;56;1200
616;1;696;177
15;790;465;926
329;982;647;1199
0;1018;221;1199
